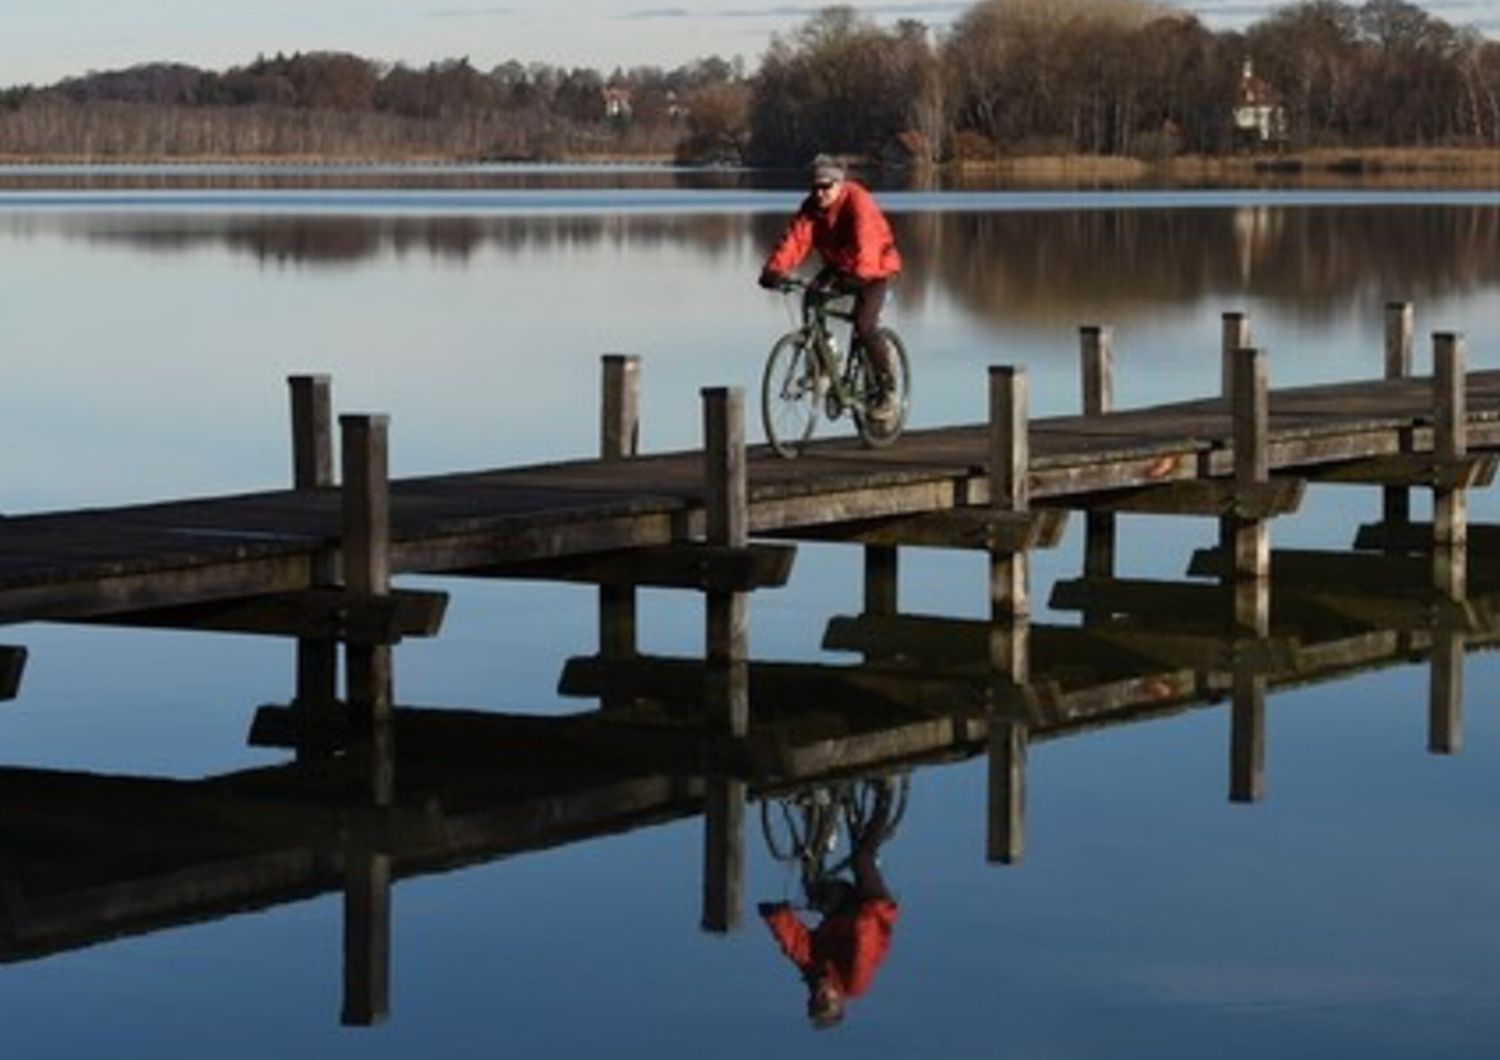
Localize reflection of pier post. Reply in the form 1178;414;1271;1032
864;545;899;616
600;355;641;710
342;715;394;1026
1382;302;1414;532
1433;333;1467;600
289;375;338;733
701;387;747;932
987;366;1030;864
1430;606;1464;755
1080;327;1116;616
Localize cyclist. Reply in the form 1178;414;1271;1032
757;154;904;421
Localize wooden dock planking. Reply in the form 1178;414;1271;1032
9;366;1500;622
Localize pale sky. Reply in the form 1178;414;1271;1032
2;0;1493;89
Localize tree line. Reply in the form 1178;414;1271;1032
1;0;1497;164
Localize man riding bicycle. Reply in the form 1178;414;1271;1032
758;155;903;421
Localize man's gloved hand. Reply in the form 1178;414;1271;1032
757;268;784;290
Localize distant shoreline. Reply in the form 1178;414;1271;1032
2;147;1500;186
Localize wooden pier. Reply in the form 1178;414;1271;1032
5;302;1500;1021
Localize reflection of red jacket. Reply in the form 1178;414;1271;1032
763;181;902;281
762;900;899;997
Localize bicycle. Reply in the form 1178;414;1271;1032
761;277;911;458
760;775;910;908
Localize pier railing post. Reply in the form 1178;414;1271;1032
988;366;1029;619
1080;327;1116;601
289;375;338;735
341;414;393;731
701;386;747;933
1221;312;1250;406
1383;302;1415;529
599;356;641;710
1434;332;1467;600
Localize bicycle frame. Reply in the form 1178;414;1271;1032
798;286;866;416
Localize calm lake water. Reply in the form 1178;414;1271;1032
4;168;1500;1059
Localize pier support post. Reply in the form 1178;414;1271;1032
1383;302;1415;531
600;356;641;710
1230;348;1270;580
1080;327;1116;614
1434;333;1467;600
290;376;338;724
986;366;1031;864
701;387;747;933
988;366;1030;619
341;414;394;732
864;545;899;616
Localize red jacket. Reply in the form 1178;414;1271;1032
764;181;902;282
762;899;899;997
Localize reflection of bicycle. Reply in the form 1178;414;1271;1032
761;277;911;458
761;776;910;905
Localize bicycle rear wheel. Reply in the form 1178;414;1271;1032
762;330;821;459
852;327;911;448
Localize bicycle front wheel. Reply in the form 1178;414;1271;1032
762;330;821;459
852;327;911;448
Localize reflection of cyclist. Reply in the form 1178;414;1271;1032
757;154;903;421
758;784;900;1029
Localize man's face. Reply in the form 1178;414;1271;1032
812;178;842;207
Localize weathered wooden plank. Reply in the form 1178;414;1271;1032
1038;477;1303;518
763;507;1067;551
1306;453;1496;489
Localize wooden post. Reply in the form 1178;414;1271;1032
601;354;641;461
289;376;337;726
342;414;393;728
864;545;899;616
987;368;1030;864
988;367;1029;620
701;387;748;932
290;374;334;491
1221;312;1251;404
1080;328;1116;600
600;356;641;709
1384;303;1414;527
1434;333;1467;600
1231;347;1270;583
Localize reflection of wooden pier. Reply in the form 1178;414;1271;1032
6;302;1500;1025
0;551;1489;1024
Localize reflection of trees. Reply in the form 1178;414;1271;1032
56;204;1500;320
917;206;1500;328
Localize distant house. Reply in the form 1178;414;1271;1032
1233;59;1287;145
603;86;632;120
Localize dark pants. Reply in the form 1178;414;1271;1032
817;272;894;387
